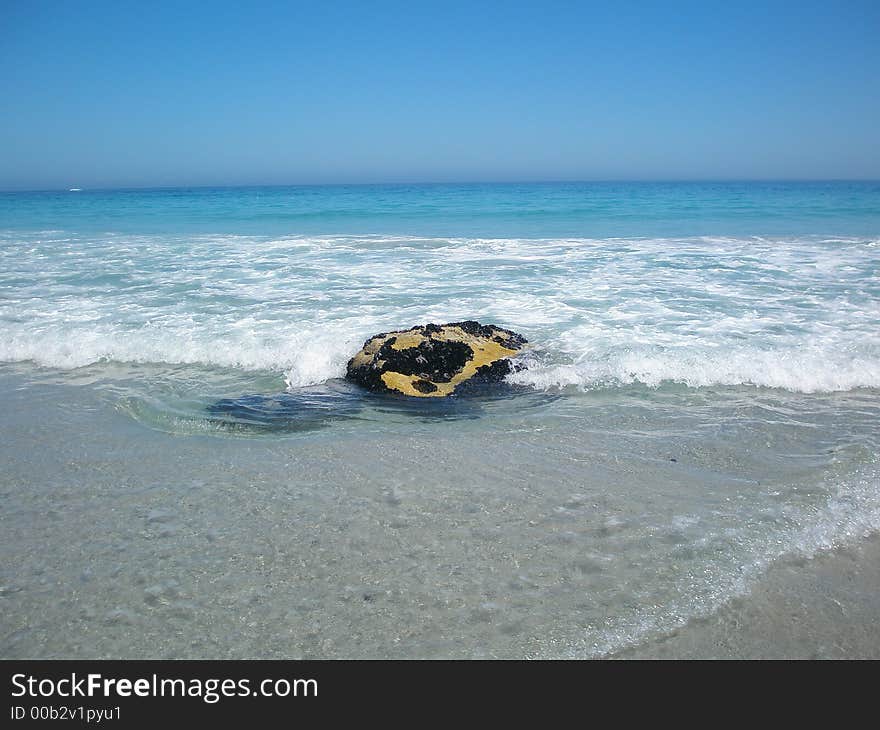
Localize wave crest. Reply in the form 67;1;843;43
509;346;880;393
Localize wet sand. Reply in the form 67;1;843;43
616;533;880;659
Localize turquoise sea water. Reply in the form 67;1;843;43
1;182;879;658
3;181;879;238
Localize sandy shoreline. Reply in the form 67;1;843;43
615;532;880;659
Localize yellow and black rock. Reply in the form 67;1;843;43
346;321;527;397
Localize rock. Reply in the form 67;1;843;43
346;321;527;397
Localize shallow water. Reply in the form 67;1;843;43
1;182;879;657
1;363;878;658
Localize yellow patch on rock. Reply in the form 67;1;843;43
345;321;527;397
388;332;426;351
380;335;517;396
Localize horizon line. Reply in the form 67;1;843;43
2;177;880;195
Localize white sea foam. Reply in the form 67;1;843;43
509;345;880;393
1;231;878;394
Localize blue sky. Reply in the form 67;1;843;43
1;0;878;189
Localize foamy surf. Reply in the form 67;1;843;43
4;326;879;395
2;231;879;395
509;345;880;394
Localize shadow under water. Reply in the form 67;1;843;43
207;379;560;432
208;380;364;432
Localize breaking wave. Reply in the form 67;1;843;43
1;231;878;394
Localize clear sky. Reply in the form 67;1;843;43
1;0;878;189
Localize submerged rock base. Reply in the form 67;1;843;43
346;321;527;397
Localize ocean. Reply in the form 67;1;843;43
1;181;879;658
